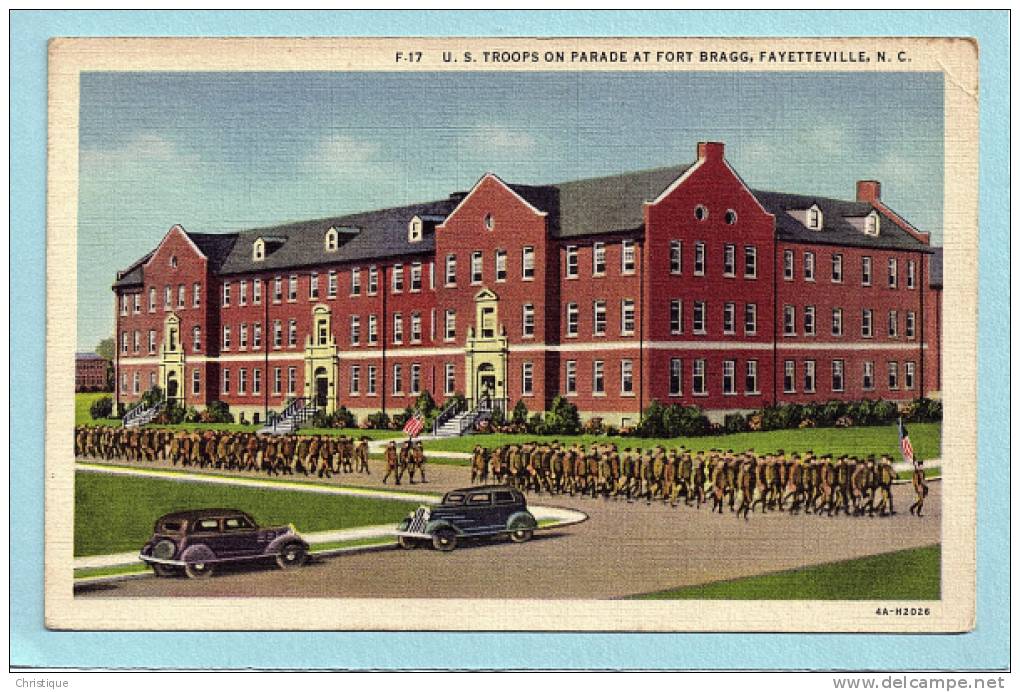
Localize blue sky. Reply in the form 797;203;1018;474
78;70;943;350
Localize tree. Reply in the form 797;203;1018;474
95;337;116;391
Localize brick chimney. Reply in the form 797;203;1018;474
856;180;881;203
697;141;725;162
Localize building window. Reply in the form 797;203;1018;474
222;325;231;350
863;361;875;390
723;244;736;276
783;305;796;336
366;366;377;395
804;252;815;281
410;312;422;343
804;306;816;336
495;250;507;282
145;330;155;354
147;287;156;312
522;362;534;396
565;360;577;395
722;360;736;395
429;262;435;290
832;360;845;392
522;304;535;338
693;301;706;334
669;358;682;396
239;323;248;350
252;368;261;395
832;308;844;337
368;266;378;295
467;253;481;285
692;359;706;395
287;275;297;302
744;303;757;335
621;360;634;395
121;294;129;316
906;311;916;339
621;299;635;335
133;330;140;353
445;254;457;286
368;315;378;344
273;320;282;348
808;207;821;229
694;204;708;221
285;320;295;347
621;240;636;274
444;310;456;341
832;254;844;283
593;242;606;276
745;360;759;394
862;256;872;286
592;361;605;395
862;309;874;338
522;246;535;280
410;364;421;395
565;246;579;278
238;368;247;395
593;301;607;336
804;360;816;393
905;361;916;390
309;273;319;300
133;293;140;314
783;250;794;280
566;303;579;337
349;315;361;345
392;264;404;293
192;326;201;351
349;366;360;395
402;263;419;294
392;313;403;344
408;217;423;243
325;228;339;252
722;302;736;335
888;258;898;288
669;240;682;275
222;369;230;395
164;285;172;310
349;268;360;296
907;260;916;289
865;213;879;236
252;280;261;305
783;360;796;393
444;363;455;395
287;367;297;395
274;367;282;395
744;246;757;278
177;284;185;308
888;310;899;338
888;362;899;390
253;322;261;349
670;300;683;334
273;276;282;303
725;209;737;225
694;242;705;276
316;318;328;346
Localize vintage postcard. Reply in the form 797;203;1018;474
46;36;977;632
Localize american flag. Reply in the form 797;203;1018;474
402;413;425;438
898;418;915;464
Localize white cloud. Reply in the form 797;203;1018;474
458;125;537;154
307;134;382;168
79;133;200;171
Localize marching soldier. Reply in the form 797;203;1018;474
382;440;399;484
356;437;370;474
412;441;427;483
909;459;929;517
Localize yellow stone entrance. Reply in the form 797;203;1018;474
464;288;507;411
159;313;185;406
303;304;337;412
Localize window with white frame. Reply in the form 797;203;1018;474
621;360;634;394
349;366;360;395
565;246;579;278
693;301;706;334
366;366;376;395
444;310;456;341
621;240;636;274
862;309;873;338
744;303;757;335
722;360;736;395
222;325;231;350
593;242;606;276
222;368;231;394
192;326;201;351
565;360;577;395
566;303;579;337
832;360;845;392
888;310;898;338
863;361;875;390
445;254;457;286
274;367;282;395
309;273;319;300
495;250;507;282
593;301;607;336
522;246;535;280
804;306;816;336
621;299;635;335
287;367;297;395
133;293;140;314
148;287;156;312
862;256;872;286
324;228;338;252
592;361;605;395
783;250;794;280
670;240;682;275
808;206;821;229
288;320;297;347
273;276;282;302
804;360;816;393
288;275;298;302
410;364;421;395
804;252;816;281
831;254;843;283
694;242;705;275
133;330;140;353
252;280;261;305
252;368;261;395
273;320;282;348
411;312;422;343
239;323;248;349
692;359;706;395
784;305;796;336
238;368;247;395
121;294;129;315
350;315;360;345
522;362;534;395
746;360;759;394
253;322;261;349
392;264;404;293
368;314;378;344
783;360;796;393
723;302;735;334
670;299;683;334
865;213;879;236
177;284;185;308
392;364;403;394
669;358;682;396
368;266;378;294
328;270;338;299
744;246;757;278
392;313;403;344
522;304;535;338
723;244;736;276
222;282;231;307
907;260;916;289
444;363;455;395
888;258;898;288
888;361;899;389
832;308;844;336
349;268;360;296
148;330;156;354
906;311;916;339
163;285;171;310
470;252;484;284
132;372;140;394
905;361;916;390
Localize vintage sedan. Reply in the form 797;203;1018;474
139;508;310;579
395;485;538;552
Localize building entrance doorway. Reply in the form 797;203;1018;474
314;367;329;408
166;372;179;402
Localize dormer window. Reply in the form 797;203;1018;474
325;227;339;252
807;205;822;230
408;216;423;243
864;212;880;236
253;238;265;262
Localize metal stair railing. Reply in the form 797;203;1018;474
432;398;466;435
123;399;166;427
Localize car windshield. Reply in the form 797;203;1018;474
223;516;255;531
468;493;491;504
442;492;466;505
158;520;184;533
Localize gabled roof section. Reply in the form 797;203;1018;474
113;251;153;289
929;247;943;288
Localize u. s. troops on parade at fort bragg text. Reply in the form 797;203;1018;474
74;426;929;518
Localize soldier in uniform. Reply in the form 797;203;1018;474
875;455;896;516
400;440;414;484
356;437;370;474
382;440;399;484
412;441;427;483
736;456;755;520
909;459;929;517
470;444;486;485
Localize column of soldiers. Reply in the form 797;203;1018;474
74;425;380;480
470;442;928;519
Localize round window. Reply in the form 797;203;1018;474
694;205;708;221
725;210;737;225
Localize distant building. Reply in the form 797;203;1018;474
112;141;941;425
76;352;110;392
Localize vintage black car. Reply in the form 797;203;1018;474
139;508;310;579
395;485;538;552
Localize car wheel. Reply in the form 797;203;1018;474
509;528;533;543
275;542;308;569
432;529;457;552
152;564;178;578
397;536;417;550
184;561;215;579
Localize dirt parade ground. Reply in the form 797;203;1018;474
74;452;940;600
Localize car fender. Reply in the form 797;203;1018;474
506;511;537;531
267;533;309;554
179;544;217;565
424;519;462;536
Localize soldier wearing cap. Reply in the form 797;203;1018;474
382;440;399;484
909;459;929;517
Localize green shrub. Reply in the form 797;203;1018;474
526;412;546;435
723;412;748;434
392;406;415;429
636;400;709;438
89;396;113;420
907;397;942;422
543;395;581;435
511;400;529;425
201;400;234;424
366;411;391;430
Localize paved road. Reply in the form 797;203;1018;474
75;455;939;600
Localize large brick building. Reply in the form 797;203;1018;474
75;352;109;392
112;142;942;426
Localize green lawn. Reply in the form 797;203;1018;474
632;544;940;600
297;427;404;439
75;392;120;426
422;423;942;461
74;471;418;557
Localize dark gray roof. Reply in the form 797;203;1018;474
753;190;932;252
929;247;943;288
188;232;238;273
76;351;105;360
112;252;152;289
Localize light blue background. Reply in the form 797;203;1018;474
11;10;1009;670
